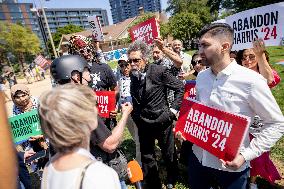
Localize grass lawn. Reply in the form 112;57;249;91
109;46;284;188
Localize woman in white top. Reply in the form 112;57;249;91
39;84;121;189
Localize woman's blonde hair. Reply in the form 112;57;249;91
39;84;98;153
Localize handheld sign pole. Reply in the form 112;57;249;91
175;98;250;161
88;15;104;41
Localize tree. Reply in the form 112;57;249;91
208;0;283;15
47;24;83;57
0;21;41;72
165;0;213;48
168;12;204;48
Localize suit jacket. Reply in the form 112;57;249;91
130;63;184;124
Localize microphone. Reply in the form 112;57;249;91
127;160;143;189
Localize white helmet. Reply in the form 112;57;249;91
118;54;128;64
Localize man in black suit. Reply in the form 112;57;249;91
128;40;184;189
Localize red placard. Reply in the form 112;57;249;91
184;80;196;99
34;55;51;70
95;91;116;118
175;98;250;161
129;17;160;45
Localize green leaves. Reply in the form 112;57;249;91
0;21;41;57
164;0;213;47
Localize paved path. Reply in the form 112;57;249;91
4;77;52;117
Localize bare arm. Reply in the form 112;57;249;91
154;38;183;68
253;39;274;85
0;93;17;189
98;102;133;153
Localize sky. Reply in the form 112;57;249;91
19;0;169;25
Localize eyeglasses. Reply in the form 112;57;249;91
128;58;141;64
119;64;130;68
242;54;256;61
193;60;202;64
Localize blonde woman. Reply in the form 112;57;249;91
39;84;120;189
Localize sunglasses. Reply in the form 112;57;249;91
242;54;256;61
128;58;141;64
119;63;130;68
193;60;202;64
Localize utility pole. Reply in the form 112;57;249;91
39;0;58;58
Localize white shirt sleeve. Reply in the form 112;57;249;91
241;77;284;161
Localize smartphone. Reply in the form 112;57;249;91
25;150;46;164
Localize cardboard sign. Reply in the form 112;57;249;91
95;91;116;118
175;98;250;161
88;15;104;41
34;55;50;70
184;80;196;99
8;109;42;144
129;17;160;45
225;2;284;50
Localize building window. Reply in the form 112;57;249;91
56;11;66;16
0;12;5;19
72;21;81;25
70;17;80;21
8;4;21;12
57;17;68;21
81;11;90;15
10;12;23;19
45;11;54;16
68;11;78;16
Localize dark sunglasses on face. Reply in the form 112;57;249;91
242;54;256;61
193;60;202;64
119;64;130;68
128;58;141;64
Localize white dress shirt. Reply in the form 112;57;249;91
194;60;284;172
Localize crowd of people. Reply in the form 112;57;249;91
6;22;284;189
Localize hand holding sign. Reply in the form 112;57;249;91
121;102;133;116
221;154;246;171
252;38;266;57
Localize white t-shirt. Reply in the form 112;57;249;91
42;148;121;189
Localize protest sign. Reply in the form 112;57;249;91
184;80;196;99
34;55;50;70
129;17;160;45
225;2;284;50
88;15;104;41
175;98;250;161
8;109;42;144
95;91;116;118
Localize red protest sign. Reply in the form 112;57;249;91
129;17;160;45
34;55;50;70
95;91;116;118
175;98;250;161
184;80;196;99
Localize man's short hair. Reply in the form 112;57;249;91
199;23;234;45
127;40;150;61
